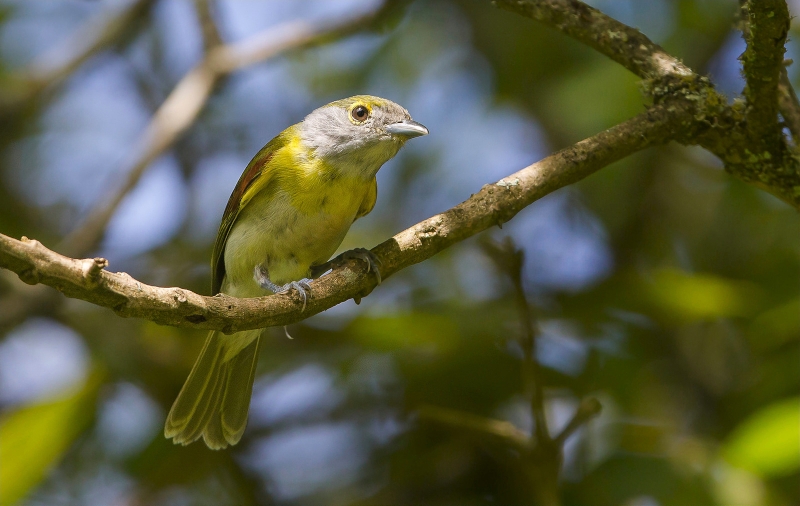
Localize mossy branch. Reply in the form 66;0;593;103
741;0;789;152
494;0;800;208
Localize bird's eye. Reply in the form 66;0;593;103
351;105;369;122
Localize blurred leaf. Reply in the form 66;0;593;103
723;397;800;477
540;59;643;140
711;464;766;506
127;434;235;488
347;312;460;352
370;0;414;34
573;454;713;506
0;369;104;506
747;297;800;352
643;268;764;322
744;347;800;405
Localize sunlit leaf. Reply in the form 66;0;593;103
723;397;800;477
643;268;764;322
0;370;103;506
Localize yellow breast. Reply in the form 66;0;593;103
221;143;376;297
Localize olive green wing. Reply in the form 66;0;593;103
210;132;290;295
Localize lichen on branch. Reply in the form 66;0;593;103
741;0;789;152
493;0;800;208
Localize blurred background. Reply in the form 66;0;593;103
0;0;798;505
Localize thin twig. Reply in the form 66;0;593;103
0;102;696;333
57;2;392;258
553;397;602;446
778;63;800;145
480;238;549;444
417;405;531;450
194;0;224;50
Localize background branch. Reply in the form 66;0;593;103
193;0;224;50
417;244;603;506
0;0;157;330
480;238;549;445
479;237;560;506
0;0;155;113
778;63;800;145
553;397;602;446
417;405;531;450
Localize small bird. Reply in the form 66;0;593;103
164;95;428;449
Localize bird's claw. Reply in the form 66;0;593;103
310;248;382;284
326;247;383;284
254;266;312;311
281;279;312;311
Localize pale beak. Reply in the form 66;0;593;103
386;119;429;138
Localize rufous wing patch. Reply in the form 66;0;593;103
210;148;276;295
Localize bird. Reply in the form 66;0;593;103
164;95;428;449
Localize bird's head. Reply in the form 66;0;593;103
299;95;428;177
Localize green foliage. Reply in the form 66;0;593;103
642;267;764;322
723;397;800;478
0;370;103;506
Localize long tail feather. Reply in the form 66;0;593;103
165;330;261;449
220;336;260;444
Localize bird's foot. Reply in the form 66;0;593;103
254;266;312;311
313;247;382;284
309;248;382;305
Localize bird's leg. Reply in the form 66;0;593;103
253;265;313;311
310;248;383;284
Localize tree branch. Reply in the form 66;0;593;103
494;0;800;209
417;405;531;450
0;102;695;332
57;1;394;258
705;0;800;207
416;240;603;506
553;397;601;446
194;0;224;50
480;238;549;444
741;0;789;152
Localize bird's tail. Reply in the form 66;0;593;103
164;330;261;450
